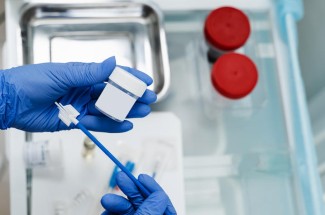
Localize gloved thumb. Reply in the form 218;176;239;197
58;56;116;88
134;191;168;215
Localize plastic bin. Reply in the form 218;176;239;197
152;0;324;214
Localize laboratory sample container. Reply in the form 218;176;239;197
194;37;264;119
24;138;63;169
82;137;96;160
211;53;258;99
204;6;251;62
95;67;147;122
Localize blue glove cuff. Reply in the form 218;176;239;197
0;72;17;129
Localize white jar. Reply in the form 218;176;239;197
24;138;63;169
95;67;147;122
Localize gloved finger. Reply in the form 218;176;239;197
135;191;169;215
139;174;177;215
79;115;133;133
116;172;145;208
101;194;135;214
138;174;164;192
86;100;104;116
90;83;106;99
57;56;116;89
127;103;151;118
118;66;153;86
86;100;151;118
137;90;157;104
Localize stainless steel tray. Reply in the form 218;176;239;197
20;2;170;101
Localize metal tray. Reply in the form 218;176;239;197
20;2;170;101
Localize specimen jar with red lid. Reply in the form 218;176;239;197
204;6;251;61
211;53;258;100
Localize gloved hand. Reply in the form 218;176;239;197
101;172;177;215
0;56;157;132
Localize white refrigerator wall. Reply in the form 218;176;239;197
298;0;325;201
298;0;325;101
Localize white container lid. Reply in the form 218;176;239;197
109;67;147;98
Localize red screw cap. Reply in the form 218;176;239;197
211;53;258;99
204;7;251;51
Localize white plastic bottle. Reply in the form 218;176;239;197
95;67;147;122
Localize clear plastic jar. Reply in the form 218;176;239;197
211;53;258;100
193;39;262;118
204;7;251;62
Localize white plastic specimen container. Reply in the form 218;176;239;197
23;138;63;169
95;67;147;122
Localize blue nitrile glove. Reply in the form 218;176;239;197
101;172;177;215
0;56;157;132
